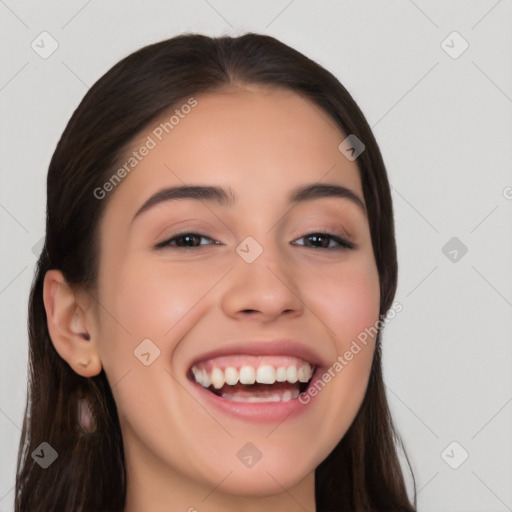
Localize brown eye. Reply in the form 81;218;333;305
155;232;220;249
292;232;354;250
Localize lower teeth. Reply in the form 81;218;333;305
221;388;299;402
212;381;308;402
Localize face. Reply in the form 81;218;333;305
92;85;380;503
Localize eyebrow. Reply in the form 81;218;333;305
130;182;366;225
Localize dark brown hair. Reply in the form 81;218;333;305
16;32;416;511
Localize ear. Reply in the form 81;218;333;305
43;269;102;378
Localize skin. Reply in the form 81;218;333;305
43;84;380;512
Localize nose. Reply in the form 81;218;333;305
220;239;304;323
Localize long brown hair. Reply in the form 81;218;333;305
16;32;416;511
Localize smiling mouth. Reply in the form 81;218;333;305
188;355;315;402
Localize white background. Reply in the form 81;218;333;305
1;1;511;511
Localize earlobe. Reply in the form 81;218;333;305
43;270;102;377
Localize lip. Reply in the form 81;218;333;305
187;339;329;371
185;339;328;423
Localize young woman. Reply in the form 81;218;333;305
16;33;417;511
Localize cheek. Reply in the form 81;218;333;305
306;251;381;346
300;252;380;432
93;258;225;440
118;265;205;335
95;256;222;370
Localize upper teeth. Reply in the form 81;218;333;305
191;362;313;389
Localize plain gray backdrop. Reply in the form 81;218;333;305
1;1;511;511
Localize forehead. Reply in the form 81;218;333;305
102;85;363;221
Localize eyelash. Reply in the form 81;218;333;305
154;231;355;251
